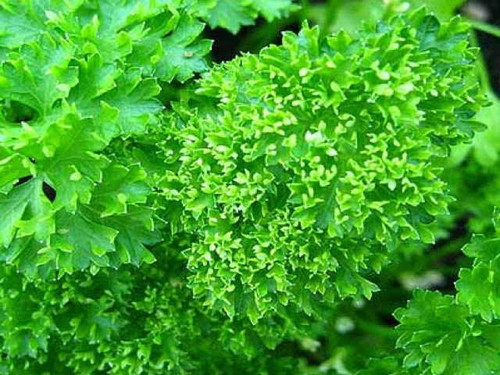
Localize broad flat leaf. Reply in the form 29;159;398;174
0;1;46;49
127;13;211;83
494;207;500;233
449;91;500;167
98;69;162;135
456;235;500;321
187;0;295;33
101;206;159;266
248;0;296;21
0;0;176;275
157;17;212;82
76;0;174;61
395;290;500;375
0;145;34;192
2;204;119;275
332;0;386;33
67;54;122;106
0;178;54;249
0;237;47;277
0;34;78;116
192;0;256;34
48;207;119;273
39;113;109;211
1;173;159;274
68;60;162;138
408;0;466;20
471;92;500;166
91;163;149;217
358;358;417;375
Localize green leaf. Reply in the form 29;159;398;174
358;357;417;375
0;34;78;116
0;0;193;275
407;0;466;20
0;179;54;249
93;69;162;136
494;207;500;232
39;113;109;211
456;235;500;321
186;0;295;34
128;14;211;83
331;0;386;33
49;207;118;273
91;164;149;217
247;0;297;22
101;206;159;266
0;1;46;49
395;290;500;375
0;144;34;192
157;17;212;82
470;92;500;166
200;0;255;34
165;12;485;323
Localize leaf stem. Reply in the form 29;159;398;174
467;18;500;39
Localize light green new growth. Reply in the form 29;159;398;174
162;10;484;324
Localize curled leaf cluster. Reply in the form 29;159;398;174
162;10;484;323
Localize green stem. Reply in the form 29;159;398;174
467;18;500;39
357;320;398;338
468;27;494;94
427;237;468;263
321;0;342;34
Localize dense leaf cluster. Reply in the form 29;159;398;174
0;0;215;275
162;10;484;324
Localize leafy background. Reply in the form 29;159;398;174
0;0;499;374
